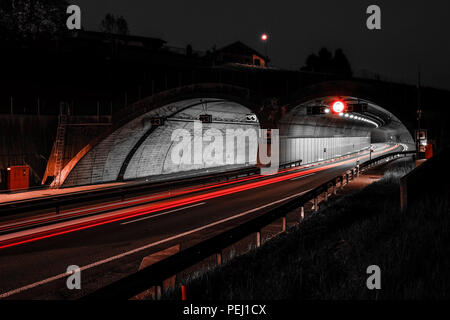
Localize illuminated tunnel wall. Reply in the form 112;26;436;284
123;103;259;180
279;111;371;164
279;96;415;165
64;99;259;186
280;136;370;164
62;93;414;187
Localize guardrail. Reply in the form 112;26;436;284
82;150;413;300
359;150;415;171
0;166;257;217
0;159;306;218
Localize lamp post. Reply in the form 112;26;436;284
261;33;269;66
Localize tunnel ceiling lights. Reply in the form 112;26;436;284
329;100;378;127
344;112;379;127
306;100;379;127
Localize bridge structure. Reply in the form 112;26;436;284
38;64;450;188
2;61;450;300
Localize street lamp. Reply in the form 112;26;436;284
260;33;269;66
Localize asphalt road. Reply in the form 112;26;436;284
0;143;401;299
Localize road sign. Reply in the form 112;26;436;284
199;114;212;123
415;129;427;141
246;114;257;122
150;117;165;126
307;106;329;115
347;103;368;113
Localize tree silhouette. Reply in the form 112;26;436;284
99;13;115;34
115;16;129;35
100;14;129;35
317;47;333;72
0;0;68;40
304;53;320;72
332;48;352;77
301;47;352;77
186;44;193;56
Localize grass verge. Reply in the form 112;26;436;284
164;158;450;299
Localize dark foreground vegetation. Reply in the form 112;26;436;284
164;158;450;299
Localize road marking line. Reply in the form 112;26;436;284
0;192;169;230
0;143;396;245
290;173;316;181
120;202;206;225
0;189;311;299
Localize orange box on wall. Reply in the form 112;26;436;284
425;144;433;159
6;166;29;191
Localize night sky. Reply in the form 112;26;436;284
73;0;450;90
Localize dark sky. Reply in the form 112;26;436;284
73;0;450;90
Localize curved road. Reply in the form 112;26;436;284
0;143;401;299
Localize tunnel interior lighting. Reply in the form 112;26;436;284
324;108;330;113
344;113;349;118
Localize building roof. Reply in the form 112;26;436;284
71;30;166;48
216;41;266;59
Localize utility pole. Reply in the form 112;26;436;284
416;66;422;159
261;33;269;67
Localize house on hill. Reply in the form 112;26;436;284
213;41;267;67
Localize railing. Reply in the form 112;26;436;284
82;150;413;300
359;150;415;171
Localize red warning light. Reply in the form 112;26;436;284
331;100;345;114
261;33;268;41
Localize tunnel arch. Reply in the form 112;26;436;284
52;83;265;187
279;82;415;164
285;80;416;137
58;88;261;187
121;99;261;181
52;80;417;187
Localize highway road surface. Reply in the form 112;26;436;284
0;143;401;299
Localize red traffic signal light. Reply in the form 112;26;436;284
331;100;346;114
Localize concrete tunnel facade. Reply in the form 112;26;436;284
61;93;414;187
63;98;260;186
